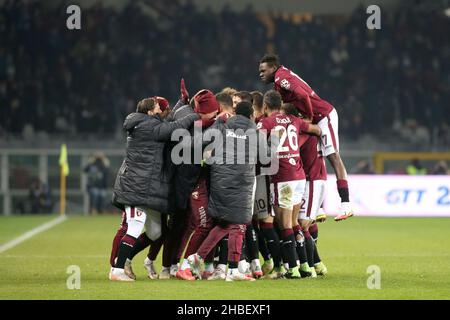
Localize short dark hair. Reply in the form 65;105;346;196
136;98;156;114
235;101;254;119
215;92;233;109
281;103;300;117
260;53;280;68
234;91;253;104
263;90;282;111
251;91;263;111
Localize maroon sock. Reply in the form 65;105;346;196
309;223;318;240
109;213;127;267
337;179;349;202
303;230;315;267
148;236;164;261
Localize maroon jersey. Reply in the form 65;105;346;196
274;66;334;123
257;112;309;183
300;135;327;181
255;115;265;124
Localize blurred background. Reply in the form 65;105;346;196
0;0;449;215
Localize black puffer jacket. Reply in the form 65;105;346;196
206;115;259;224
112;111;199;213
166;100;202;212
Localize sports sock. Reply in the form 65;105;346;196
245;225;260;261
129;233;151;260
260;222;282;268
337;179;350;202
280;229;297;269
218;237;228;265
115;235;137;269
303;230;315;267
293;224;308;264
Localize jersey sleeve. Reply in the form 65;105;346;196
297;118;310;134
276;72;314;119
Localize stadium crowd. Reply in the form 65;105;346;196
0;0;448;146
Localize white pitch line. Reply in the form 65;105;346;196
0;215;67;254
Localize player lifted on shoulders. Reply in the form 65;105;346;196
259;54;354;221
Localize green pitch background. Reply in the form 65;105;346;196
0;215;449;300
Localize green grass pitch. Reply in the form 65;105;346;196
0;215;449;300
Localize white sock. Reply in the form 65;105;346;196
217;264;227;273
161;266;170;273
228;267;239;275
251;259;261;270
205;263;214;273
238;260;248;273
181;258;190;270
112;267;125;274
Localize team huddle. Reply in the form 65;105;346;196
108;54;354;282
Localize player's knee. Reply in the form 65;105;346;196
145;222;162;241
296;230;305;243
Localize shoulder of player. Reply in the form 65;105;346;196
275;66;298;90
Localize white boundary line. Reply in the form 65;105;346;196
0;215;67;254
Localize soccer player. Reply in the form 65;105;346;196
232;91;253;110
281;102;327;277
175;90;220;281
251;91;266;123
257;90;322;279
109;97;199;281
259;54;354;221
108;96;171;280
187;101;259;281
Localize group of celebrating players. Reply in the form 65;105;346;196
108;54;354;282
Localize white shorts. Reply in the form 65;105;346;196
253;175;272;219
125;206;162;240
299;180;326;221
317;108;339;157
270;180;306;210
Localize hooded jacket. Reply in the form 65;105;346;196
112;111;199;213
206;115;259;224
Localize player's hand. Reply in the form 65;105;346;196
180;78;189;104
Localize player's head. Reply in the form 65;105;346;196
220;87;238;97
233;91;253;110
259;53;280;84
281;103;300;117
155;96;170;118
215;92;234;114
251;91;264;115
235;101;255;121
136;97;161;115
263;90;282;113
193;89;220;121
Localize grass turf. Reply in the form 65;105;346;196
0;215;449;300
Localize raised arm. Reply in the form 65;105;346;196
153;113;199;142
